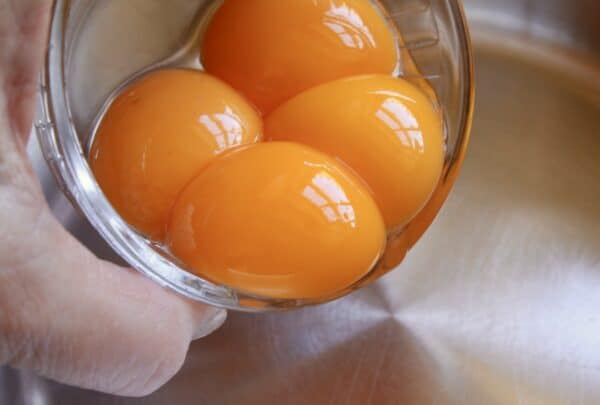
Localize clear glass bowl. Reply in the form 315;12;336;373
37;0;474;311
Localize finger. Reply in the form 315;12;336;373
0;206;226;397
0;0;52;140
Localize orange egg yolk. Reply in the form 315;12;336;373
202;0;398;114
266;74;445;231
90;69;262;239
167;142;386;299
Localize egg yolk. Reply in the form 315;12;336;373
202;0;398;114
90;69;262;239
167;142;386;299
266;74;445;231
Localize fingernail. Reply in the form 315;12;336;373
192;307;227;340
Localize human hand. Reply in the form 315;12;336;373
0;0;226;397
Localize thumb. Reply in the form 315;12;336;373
1;206;226;397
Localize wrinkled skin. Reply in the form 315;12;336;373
0;0;226;397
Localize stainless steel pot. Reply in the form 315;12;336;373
2;0;599;403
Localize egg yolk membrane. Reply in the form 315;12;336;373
202;0;399;114
90;69;262;239
167;142;386;299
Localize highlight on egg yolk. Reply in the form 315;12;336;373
202;0;398;114
266;74;445;231
89;69;262;239
166;142;386;299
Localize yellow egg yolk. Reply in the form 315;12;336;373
266;74;445;231
90;69;262;239
167;142;386;299
202;0;398;114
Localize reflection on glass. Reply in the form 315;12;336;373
375;97;425;153
198;106;244;152
323;4;376;50
303;172;357;227
178;205;197;251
